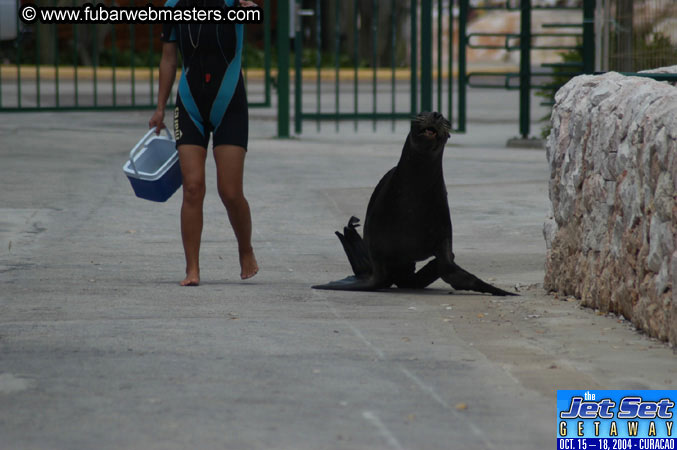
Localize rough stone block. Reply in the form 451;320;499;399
545;68;677;345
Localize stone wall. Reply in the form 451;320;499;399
544;69;677;345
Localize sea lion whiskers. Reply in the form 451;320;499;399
412;112;451;139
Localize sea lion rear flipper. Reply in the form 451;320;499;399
335;216;372;278
441;261;518;297
312;217;382;291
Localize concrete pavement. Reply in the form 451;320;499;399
0;97;675;449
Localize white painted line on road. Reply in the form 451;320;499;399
397;366;495;450
362;411;405;450
339;315;387;361
397;365;451;409
319;190;344;218
317;293;496;450
322;301;386;361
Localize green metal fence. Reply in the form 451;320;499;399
4;0;620;142
0;0;272;112
277;0;597;139
597;0;677;73
15;0;673;140
458;0;596;138
282;0;460;135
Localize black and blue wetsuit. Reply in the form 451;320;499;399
161;0;248;150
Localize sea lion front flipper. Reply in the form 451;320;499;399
436;239;517;296
440;261;518;296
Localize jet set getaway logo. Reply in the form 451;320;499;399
557;390;677;450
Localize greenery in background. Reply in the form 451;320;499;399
617;32;677;72
97;44;364;70
242;42;269;68
535;30;677;139
2;38;364;70
98;48;161;68
260;47;368;70
292;47;359;69
0;45;160;68
245;43;371;70
535;45;584;139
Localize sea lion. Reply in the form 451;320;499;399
313;111;516;296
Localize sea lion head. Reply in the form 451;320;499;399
409;112;451;153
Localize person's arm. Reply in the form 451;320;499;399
149;42;178;134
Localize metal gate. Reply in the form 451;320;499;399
276;0;597;139
277;0;460;136
3;0;623;140
459;0;595;138
0;0;272;112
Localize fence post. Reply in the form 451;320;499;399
582;0;595;74
277;0;290;138
421;0;432;113
616;0;633;71
519;0;531;139
293;0;303;134
410;0;418;116
457;0;467;132
263;0;272;106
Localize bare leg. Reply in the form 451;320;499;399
213;144;258;280
177;145;207;286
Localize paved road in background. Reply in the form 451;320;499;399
0;97;675;450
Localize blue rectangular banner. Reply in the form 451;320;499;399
557;390;677;449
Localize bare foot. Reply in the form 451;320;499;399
180;269;200;286
239;248;259;280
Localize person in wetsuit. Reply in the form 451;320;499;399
149;0;259;286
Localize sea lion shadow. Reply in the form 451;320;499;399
378;287;501;297
156;280;264;287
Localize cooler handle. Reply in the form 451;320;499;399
128;127;174;176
